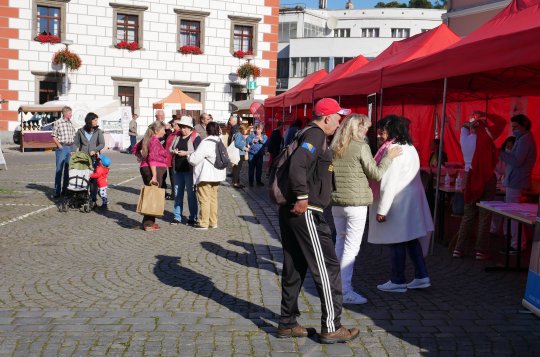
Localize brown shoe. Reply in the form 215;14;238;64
276;324;316;339
319;325;359;344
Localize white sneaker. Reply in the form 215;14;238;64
377;280;407;293
406;277;431;289
343;291;368;305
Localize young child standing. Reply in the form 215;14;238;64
90;154;111;209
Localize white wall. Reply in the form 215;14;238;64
8;0;274;131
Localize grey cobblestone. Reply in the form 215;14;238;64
0;150;539;356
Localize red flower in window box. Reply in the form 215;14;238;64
116;41;140;51
34;33;61;44
52;48;82;71
179;45;203;55
233;50;253;59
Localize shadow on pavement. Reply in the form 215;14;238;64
96;202;141;228
26;183;58;203
200;240;281;276
110;185;140;196
153;255;279;332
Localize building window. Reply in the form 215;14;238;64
229;15;260;55
112;77;141;116
277;58;290;78
118;86;135;114
180;20;200;47
234;25;253;52
303;23;324;38
279;22;297;42
391;28;410;38
39;81;58;104
110;3;147;47
361;28;379;38
33;0;68;40
175;9;209;52
334;29;350;38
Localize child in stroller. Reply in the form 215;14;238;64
59;152;93;212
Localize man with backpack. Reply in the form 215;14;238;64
274;98;360;344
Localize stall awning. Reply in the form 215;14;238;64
229;99;263;114
18;104;65;113
153;87;203;111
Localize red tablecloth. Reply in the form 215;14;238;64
23;132;53;143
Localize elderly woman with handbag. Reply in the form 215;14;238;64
231;124;250;189
188;122;227;230
133;120;168;231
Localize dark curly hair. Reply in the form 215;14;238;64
206;121;221;136
83;112;99;132
379;115;413;145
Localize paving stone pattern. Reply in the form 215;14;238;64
0;149;539;356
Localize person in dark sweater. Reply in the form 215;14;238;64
266;122;283;171
276;98;359;344
169;116;201;225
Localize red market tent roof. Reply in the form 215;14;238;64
310;55;369;101
318;24;460;98
382;0;540;96
265;69;328;108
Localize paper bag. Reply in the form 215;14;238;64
136;184;165;217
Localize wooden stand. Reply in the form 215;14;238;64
20;131;57;151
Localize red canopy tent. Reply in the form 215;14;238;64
308;55;369;101
318;24;461;98
265;69;328;108
383;0;540;97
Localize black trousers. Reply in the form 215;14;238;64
278;206;343;333
140;166;166;228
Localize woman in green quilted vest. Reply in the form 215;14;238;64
330;114;401;305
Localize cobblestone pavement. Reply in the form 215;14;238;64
0;148;539;356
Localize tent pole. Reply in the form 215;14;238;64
338;96;341;105
378;88;384;121
432;77;448;255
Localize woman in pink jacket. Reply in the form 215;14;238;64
133;121;168;231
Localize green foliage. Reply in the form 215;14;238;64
375;1;407;8
408;0;433;8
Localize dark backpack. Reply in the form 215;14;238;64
207;138;230;170
268;126;319;205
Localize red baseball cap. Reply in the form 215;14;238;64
314;98;351;117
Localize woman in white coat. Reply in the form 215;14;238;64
368;115;434;293
188;122;226;230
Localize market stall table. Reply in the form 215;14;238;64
20;131;56;151
477;201;537;271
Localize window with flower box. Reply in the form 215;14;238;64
110;3;147;49
33;0;69;42
175;9;209;54
228;15;261;56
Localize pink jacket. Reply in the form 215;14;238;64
133;136;168;168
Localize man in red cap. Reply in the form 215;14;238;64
276;98;359;344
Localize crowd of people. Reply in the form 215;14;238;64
50;98;537;344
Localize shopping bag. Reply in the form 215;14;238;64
136;183;165;217
226;141;241;165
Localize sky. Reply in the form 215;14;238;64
280;0;386;10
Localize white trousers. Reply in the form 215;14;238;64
506;187;527;250
332;205;368;295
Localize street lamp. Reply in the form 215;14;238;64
244;54;255;100
61;40;73;96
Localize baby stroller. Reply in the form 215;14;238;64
59;152;93;213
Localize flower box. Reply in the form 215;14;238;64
179;45;203;55
115;41;141;51
52;48;82;71
233;50;253;59
236;63;261;79
35;33;61;44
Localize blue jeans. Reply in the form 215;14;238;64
54;145;74;194
173;171;198;221
128;135;137;152
248;153;264;184
388;239;428;284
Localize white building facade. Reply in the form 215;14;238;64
0;0;279;135
277;7;445;92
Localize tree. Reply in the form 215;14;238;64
433;0;448;9
408;0;433;8
375;1;408;7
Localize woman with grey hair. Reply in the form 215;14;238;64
330;114;401;304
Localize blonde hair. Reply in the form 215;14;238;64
141;120;164;159
331;114;371;159
239;124;250;135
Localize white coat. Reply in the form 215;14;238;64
188;136;227;185
368;144;434;255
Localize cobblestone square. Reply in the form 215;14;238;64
0;149;539;356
